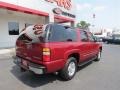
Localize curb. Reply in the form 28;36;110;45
0;48;15;60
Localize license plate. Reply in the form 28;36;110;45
22;60;28;67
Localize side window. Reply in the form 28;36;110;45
80;31;88;41
48;25;67;42
66;28;77;41
8;22;19;35
88;33;95;42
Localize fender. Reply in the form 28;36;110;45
63;49;80;63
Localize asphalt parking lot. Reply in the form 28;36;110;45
0;44;120;90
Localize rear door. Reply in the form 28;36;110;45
16;34;32;60
30;25;50;62
16;25;49;62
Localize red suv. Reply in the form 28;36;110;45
14;24;102;80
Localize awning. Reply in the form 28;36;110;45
0;1;49;17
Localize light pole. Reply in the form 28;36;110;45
91;13;96;34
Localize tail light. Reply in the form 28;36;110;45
43;48;51;62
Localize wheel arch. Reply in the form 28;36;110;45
100;46;102;52
68;53;80;64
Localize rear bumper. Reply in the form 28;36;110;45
14;56;65;74
13;57;46;74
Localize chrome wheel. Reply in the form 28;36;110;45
59;57;77;80
68;62;76;76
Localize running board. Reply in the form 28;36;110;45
78;57;96;67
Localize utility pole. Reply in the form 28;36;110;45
91;13;96;34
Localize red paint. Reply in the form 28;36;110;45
16;24;102;73
45;0;72;10
0;1;49;16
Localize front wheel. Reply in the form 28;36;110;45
94;51;101;61
59;57;77;81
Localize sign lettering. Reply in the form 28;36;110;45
33;24;44;35
45;0;72;10
53;8;76;18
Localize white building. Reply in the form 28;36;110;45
91;28;113;38
0;0;76;48
112;28;120;35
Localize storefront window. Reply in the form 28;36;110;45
8;22;19;35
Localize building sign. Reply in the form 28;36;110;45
53;8;75;18
45;0;72;10
53;8;62;15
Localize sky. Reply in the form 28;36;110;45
75;0;120;29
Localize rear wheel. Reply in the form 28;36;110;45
20;67;26;72
59;57;77;81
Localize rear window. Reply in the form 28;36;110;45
17;25;50;43
18;34;32;43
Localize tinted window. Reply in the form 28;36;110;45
48;25;67;42
80;31;88;41
8;22;19;35
66;28;77;41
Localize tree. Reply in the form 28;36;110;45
77;21;90;30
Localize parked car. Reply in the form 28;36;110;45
102;35;120;44
102;36;113;43
14;23;102;80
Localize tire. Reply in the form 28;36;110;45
59;57;77;81
20;67;26;72
94;51;101;61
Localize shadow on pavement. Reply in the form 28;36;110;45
10;61;93;88
77;61;93;71
10;65;63;88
